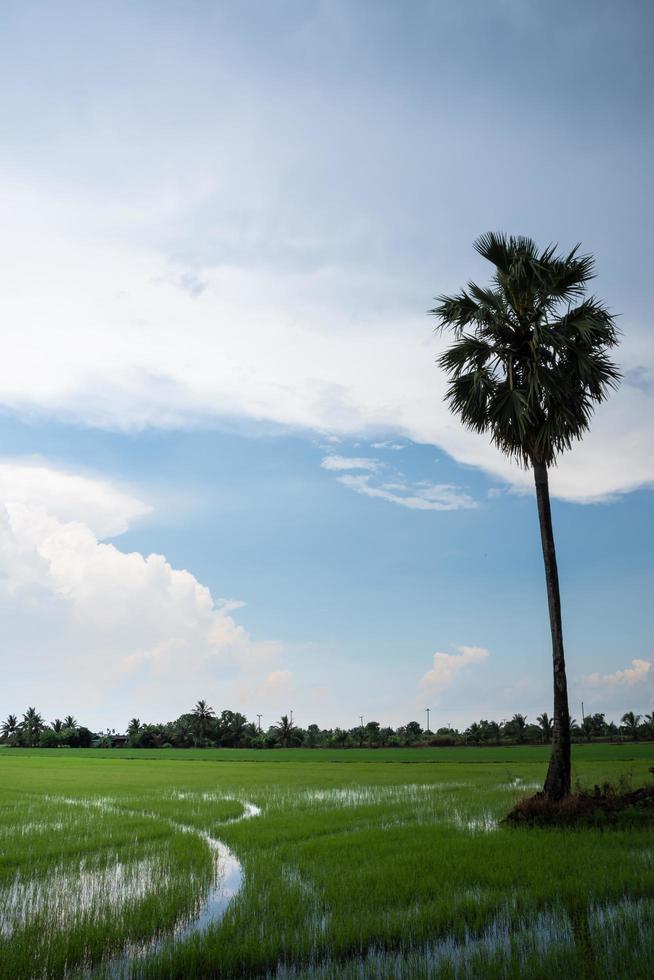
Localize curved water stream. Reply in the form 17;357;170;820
59;795;261;977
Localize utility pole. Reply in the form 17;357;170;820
581;701;585;722
359;715;364;728
425;708;430;734
290;709;294;726
257;714;262;732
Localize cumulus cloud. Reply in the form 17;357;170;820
0;461;286;726
262;670;294;696
0;178;652;503
420;645;490;694
0;460;150;538
584;659;652;688
320;455;381;472
337;473;476;511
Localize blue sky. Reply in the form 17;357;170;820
0;1;652;730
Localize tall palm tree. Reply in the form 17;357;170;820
1;714;18;743
63;715;78;730
51;719;64;734
192;700;215;742
432;233;620;799
127;718;141;736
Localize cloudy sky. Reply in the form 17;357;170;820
0;0;652;732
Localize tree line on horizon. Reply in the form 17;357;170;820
1;702;652;749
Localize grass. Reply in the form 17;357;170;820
1;745;653;977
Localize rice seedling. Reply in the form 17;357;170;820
1;745;653;977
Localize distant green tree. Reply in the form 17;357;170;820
380;726;396;747
170;714;195;748
39;728;61;748
621;711;642;741
580;717;594;743
1;714;18;744
227;711;248;747
403;721;423;746
365;721;381;747
606;720;619;742
274;714;295;748
466;722;483;745
332;728;349;748
22;707;45;747
72;726;93;748
478;720;500;744
192;700;215;743
306;724;321;748
505;714;528;744
536;713;553;744
432;233;620;798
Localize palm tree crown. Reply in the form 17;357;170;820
1;714;18;740
275;714;294;748
431;232;620;468
193;700;214;720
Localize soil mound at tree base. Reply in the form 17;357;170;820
505;783;654;828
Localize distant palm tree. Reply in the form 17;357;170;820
537;712;553;744
274;714;294;748
483;720;501;745
508;713;528;744
581;716;594;743
466;722;483;745
127;718;141;736
22;707;45;746
229;712;248;747
63;715;78;730
621;711;642;741
606;720;619;742
1;714;18;743
332;728;349;748
432;233;620;799
51;719;64;734
192;700;215;741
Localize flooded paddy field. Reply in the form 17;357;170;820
1;745;654;978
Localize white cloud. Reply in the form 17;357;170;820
584;659;652;688
263;670;294;694
0;460;150;539
0;176;652;503
0;460;287;726
320;455;381;472
337;474;476;511
420;645;490;695
371;441;405;450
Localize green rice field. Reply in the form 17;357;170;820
1;744;654;978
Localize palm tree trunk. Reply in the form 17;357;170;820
533;460;571;799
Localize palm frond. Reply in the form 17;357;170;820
431;232;620;467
